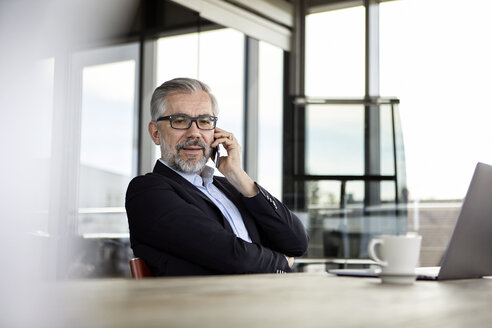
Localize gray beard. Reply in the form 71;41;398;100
160;137;212;174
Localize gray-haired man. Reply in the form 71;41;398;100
126;77;308;276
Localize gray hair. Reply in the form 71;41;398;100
150;77;219;122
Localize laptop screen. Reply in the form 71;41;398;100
437;162;492;280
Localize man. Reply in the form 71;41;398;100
126;77;308;276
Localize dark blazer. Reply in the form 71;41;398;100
125;160;308;276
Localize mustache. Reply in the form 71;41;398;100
175;139;208;152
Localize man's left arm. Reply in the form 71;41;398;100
241;183;309;257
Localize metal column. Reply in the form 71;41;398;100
244;36;259;180
283;0;307;210
364;0;381;210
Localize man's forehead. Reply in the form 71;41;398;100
165;91;213;113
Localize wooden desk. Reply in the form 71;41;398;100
50;273;492;327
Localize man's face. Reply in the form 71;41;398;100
149;90;215;173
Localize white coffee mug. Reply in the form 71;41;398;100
368;233;422;283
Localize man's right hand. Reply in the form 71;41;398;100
212;127;258;197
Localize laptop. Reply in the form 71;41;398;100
329;162;492;281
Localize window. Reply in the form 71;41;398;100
156;28;245;164
258;41;283;199
381;0;492;201
76;43;139;235
305;104;364;176
305;7;365;97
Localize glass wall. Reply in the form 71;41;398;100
303;6;406;259
302;101;406;258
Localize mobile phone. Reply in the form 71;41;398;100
212;146;220;168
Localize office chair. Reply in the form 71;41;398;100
129;258;152;279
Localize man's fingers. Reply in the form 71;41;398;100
212;130;238;149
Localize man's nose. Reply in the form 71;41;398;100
184;121;201;137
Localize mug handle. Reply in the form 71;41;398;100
368;238;388;267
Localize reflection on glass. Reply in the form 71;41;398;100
345;181;364;205
306;180;341;209
305;6;365;97
320;213;406;259
305;104;364;175
305;179;404;259
380;104;395;176
79;60;136;234
392;104;408;203
258;41;283;199
381;180;396;203
30;58;55;234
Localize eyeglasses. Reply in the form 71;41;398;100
156;114;218;130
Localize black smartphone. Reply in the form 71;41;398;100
212;146;220;168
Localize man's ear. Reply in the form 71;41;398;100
148;121;160;145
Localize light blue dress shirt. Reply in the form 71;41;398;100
159;159;252;243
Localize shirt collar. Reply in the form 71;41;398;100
159;159;215;187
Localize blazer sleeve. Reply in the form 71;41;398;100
126;174;292;274
241;183;309;257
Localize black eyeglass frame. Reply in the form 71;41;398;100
156;114;218;130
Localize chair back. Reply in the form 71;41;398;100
129;258;152;279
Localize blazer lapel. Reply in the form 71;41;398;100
152;161;232;231
153;160;216;206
